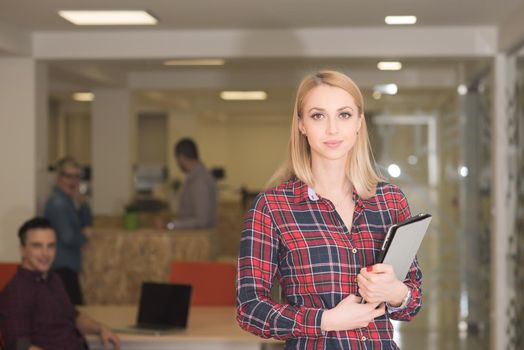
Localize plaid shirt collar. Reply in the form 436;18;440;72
291;177;365;209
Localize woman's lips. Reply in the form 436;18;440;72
323;140;342;148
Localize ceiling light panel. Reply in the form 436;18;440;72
377;61;402;71
373;84;398;95
58;10;158;26
163;59;225;66
220;91;267;101
385;16;417;25
73;92;94;102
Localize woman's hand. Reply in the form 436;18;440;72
321;294;385;331
357;264;408;306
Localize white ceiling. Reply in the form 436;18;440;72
1;0;522;31
2;0;520;117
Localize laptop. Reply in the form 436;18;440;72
115;282;192;335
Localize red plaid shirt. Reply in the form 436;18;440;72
236;178;422;349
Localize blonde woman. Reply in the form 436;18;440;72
236;71;422;349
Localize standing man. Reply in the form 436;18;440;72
166;138;218;230
44;157;92;305
0;217;120;350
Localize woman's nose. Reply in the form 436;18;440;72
327;116;338;134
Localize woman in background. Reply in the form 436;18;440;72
236;70;422;349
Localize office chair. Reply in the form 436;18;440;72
170;261;237;306
0;263;18;291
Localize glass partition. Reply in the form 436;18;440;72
511;51;524;349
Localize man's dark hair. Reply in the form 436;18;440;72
18;217;55;246
175;138;199;160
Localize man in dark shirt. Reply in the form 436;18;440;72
0;217;120;350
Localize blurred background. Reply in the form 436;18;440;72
1;1;523;349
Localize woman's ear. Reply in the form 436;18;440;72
298;119;306;135
357;114;364;133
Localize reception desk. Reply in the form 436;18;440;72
81;305;281;350
80;228;212;304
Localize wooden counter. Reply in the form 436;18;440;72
80;228;212;304
80;305;281;350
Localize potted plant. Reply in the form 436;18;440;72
123;203;139;230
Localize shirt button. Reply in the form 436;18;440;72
352;248;357;254
361;336;367;341
354;278;358;283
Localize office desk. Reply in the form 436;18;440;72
80;305;281;350
81;229;212;304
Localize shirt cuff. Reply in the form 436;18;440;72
387;288;411;313
301;307;325;337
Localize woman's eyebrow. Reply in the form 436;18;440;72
307;107;325;113
338;106;354;112
307;106;354;113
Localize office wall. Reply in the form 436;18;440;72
0;58;47;262
91;89;132;214
53;106;290;206
167;112;290;200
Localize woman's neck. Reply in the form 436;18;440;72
311;157;352;196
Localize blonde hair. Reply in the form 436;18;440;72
272;70;382;199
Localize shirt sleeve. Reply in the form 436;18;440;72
0;284;35;350
236;193;324;340
78;202;93;228
170;176;215;229
45;198;87;248
387;187;423;321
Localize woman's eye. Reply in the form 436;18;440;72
311;113;324;120
340;112;352;119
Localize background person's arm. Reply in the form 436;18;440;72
78;200;93;227
75;312;120;350
168;176;215;229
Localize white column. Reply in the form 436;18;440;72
91;89;132;215
492;53;517;350
35;62;49;215
0;58;47;261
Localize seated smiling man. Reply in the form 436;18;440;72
0;217;120;350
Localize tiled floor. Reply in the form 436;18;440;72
394;321;488;350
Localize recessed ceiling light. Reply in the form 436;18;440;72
374;84;398;95
385;16;417;25
58;10;158;26
377;61;402;71
458;165;469;177
73;92;94;102
387;164;402;178
407;155;418;165
163;59;225;66
220;91;267;101
457;84;468;95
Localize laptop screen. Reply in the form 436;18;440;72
137;282;192;328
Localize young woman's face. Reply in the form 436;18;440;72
298;84;362;164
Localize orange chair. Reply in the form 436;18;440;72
170;261;237;306
0;263;18;291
